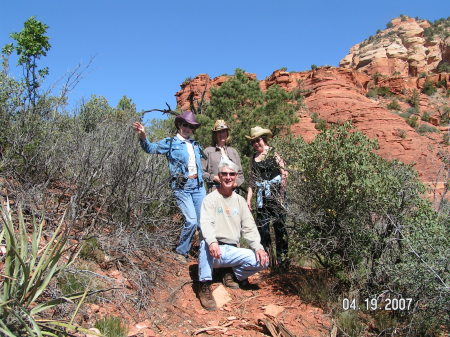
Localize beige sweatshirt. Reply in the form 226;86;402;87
200;190;263;251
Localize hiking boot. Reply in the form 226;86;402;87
173;253;188;264
238;278;259;290
222;272;239;289
197;281;217;311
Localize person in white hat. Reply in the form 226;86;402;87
245;126;289;269
132;111;205;263
202;120;244;193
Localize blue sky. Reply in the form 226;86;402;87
1;1;448;120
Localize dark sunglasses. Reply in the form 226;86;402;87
181;122;196;130
219;172;237;177
250;137;262;145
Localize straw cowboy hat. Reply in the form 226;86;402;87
212;120;229;132
175;110;200;128
245;126;273;140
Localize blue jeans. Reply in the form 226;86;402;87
198;240;267;282
173;178;205;256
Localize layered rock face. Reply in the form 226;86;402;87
175;16;449;201
340;17;450;77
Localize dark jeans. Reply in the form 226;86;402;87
256;204;288;266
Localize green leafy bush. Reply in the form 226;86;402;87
407;115;418;128
443;133;449;145
416;124;439;134
437;61;450;73
95;316;128;337
440;106;450;124
422;80;437;96
387;99;401;110
195;68;301;170
272;123;448;335
408;89;420;109
421;111;430;122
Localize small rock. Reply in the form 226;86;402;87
212;284;232;308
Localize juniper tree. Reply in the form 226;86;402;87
194;68;302;172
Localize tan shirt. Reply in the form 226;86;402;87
200;190;263;251
202;146;244;188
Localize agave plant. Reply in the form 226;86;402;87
0;198;100;336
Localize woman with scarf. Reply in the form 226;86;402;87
246;126;289;269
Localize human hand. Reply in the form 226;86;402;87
132;122;146;140
256;249;269;267
209;242;221;259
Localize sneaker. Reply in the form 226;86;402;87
197;281;217;311
222;272;239;289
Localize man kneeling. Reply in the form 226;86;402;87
197;159;269;310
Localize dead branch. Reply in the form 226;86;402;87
142;102;178;119
192;324;230;336
258;316;296;337
167;279;193;303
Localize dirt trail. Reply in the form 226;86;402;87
101;254;333;337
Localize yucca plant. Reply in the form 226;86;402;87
0;197;100;336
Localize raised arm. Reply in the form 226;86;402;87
132;122;147;141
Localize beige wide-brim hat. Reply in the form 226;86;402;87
245;126;273;140
212;119;229;132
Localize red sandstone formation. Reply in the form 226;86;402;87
340;16;450;77
174;16;449;202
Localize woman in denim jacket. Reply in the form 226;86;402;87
132;111;206;262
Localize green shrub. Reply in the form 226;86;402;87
440;106;450;124
366;88;378;98
181;77;192;86
377;86;392;97
337;311;363;337
418;72;427;78
421;111;430;122
387;99;401;110
395;129;407;138
315;119;327;131
399;111;412;119
80;237;105;263
408;89;420;109
437;61;450;73
436;79;447;88
443;133;449;145
407;107;419;115
311;64;318;70
272;124;448;335
195;68;301;171
422;80;437;96
372;72;383;85
407;115;418;128
95;316;128;337
416;124;439;134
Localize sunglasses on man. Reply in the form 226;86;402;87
219;172;237;177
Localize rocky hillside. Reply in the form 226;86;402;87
340;16;450;77
176;16;449;202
